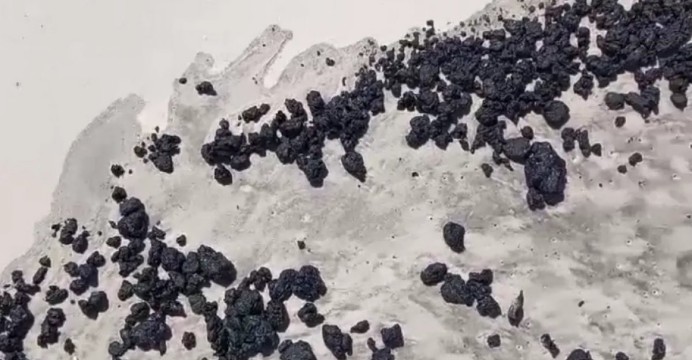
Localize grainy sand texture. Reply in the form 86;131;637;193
3;0;692;359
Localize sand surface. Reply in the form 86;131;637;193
0;0;492;272
3;0;692;359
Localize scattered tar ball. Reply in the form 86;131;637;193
562;128;576;152
64;262;79;277
341;151;367;182
11;269;23;283
117;280;134;301
578;300;584;307
507;290;524;326
293;265;327;301
477;295;502;318
504;137;531;163
87;251;106;267
380;324;404;349
566;349;593;360
322;324;353;360
39;256;52;268
487;334;501;348
628;152;643;166
297;240;306;250
524;142;567;210
590;143;602;157
617;165;628;174
652;338;666;360
615;116;626;127
78;291;109;319
443;222;466;253
106;236;122;248
58;218;78;245
411;171;419;177
440;274;474;306
543;100;571;129
575;129;591;156
615;352;630;360
279;340;317;360
176;235;187;247
297;302;325;327
50;222;61;236
350;320;370;334
45;285;69;305
110;164;125;177
270;269;297;302
108;341;126;357
182;332;196;350
265;299;290;332
605;92;625;110
469;269;493;285
420;262;447;286
111;186;127;203
178;77;187;85
72;232;89;254
134;145;148;158
540;334;560;358
670;92;687;109
195;81;217;96
69;278;89;295
64;338;76;355
241;104;271;123
214;165;233;185
32;266;48;285
144;133;181;173
38;308;63;347
521;126;534;140
481;163;493;178
326;58;336;66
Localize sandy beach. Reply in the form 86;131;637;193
1;0;692;359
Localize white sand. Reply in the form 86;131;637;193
0;0;492;272
3;0;692;359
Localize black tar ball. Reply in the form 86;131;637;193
196;81;217;96
380;324;404;349
615;352;629;360
442;222;465;253
420;263;448;286
543;100;570;129
350;320;370;334
111;186;127;203
110;164;125;177
214;166;233;185
566;349;593;360
652;338;666;360
487;334;501;348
